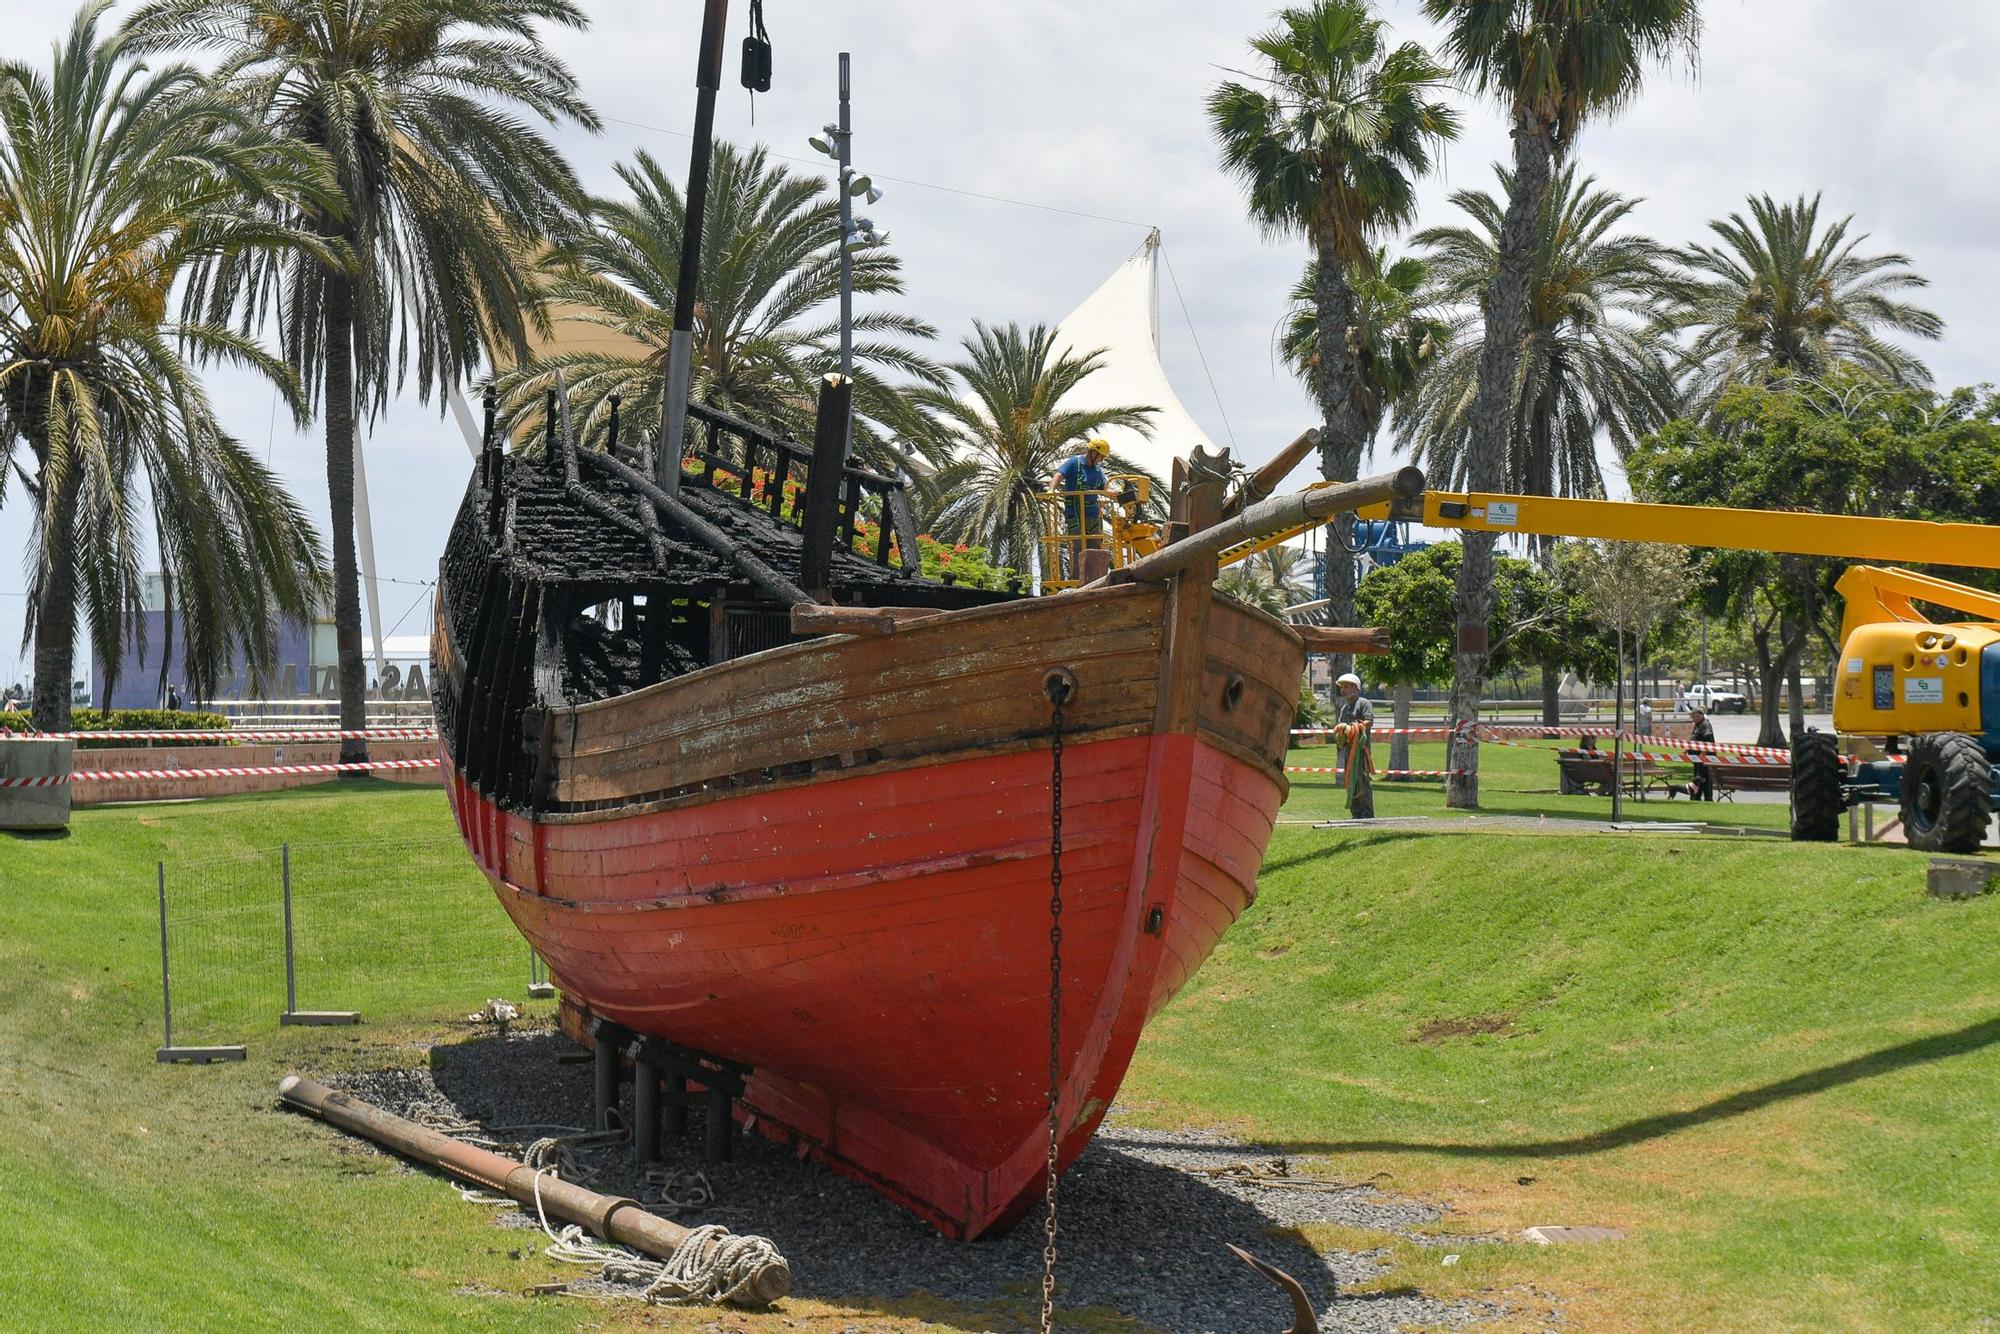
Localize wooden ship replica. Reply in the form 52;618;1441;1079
430;0;1421;1240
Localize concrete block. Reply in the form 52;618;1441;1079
0;737;73;830
1927;858;1997;901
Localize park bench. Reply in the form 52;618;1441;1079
1708;760;1792;799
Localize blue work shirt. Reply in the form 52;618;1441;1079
1055;454;1107;531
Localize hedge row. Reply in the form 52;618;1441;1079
0;708;234;748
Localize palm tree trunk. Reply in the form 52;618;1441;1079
1311;226;1375;677
1784;615;1807;743
324;273;370;767
1540;662;1561;728
1447;108;1554;811
29;459;78;732
1390;680;1413;773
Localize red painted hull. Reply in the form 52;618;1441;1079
443;727;1282;1238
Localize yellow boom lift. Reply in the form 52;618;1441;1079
1230;484;2000;853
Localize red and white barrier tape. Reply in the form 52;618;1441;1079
1290;724;1794;764
0;757;442;788
7;727;438;743
1286;766;1465;778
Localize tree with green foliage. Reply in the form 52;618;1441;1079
918;322;1156;579
122;0;599;765
1571;537;1696;817
1421;0;1701;808
1356;545;1457;771
497;145;947;480
0;6;332;729
1499;544;1620;725
1209;0;1457;659
1281;248;1452;461
1397;164;1679;504
1629;373;2000;746
1666;193;1942;420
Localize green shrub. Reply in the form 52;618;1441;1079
0;708;233;748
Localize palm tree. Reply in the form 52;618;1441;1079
121;0;599;764
1280;247;1451;457
0;5;332;730
920;322;1156;580
1208;0;1457;655
1667;193;1942;418
1397;164;1679;502
497;145;946;479
1420;0;1701;808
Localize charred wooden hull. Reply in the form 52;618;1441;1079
434;575;1302;1239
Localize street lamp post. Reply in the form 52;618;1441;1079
810;52;886;465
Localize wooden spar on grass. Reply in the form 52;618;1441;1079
277;1075;791;1307
1295;625;1391;655
1221;428;1320;518
1090;465;1426;588
574;445;817;608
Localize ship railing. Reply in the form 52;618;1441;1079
1035;475;1164;591
680;401;912;570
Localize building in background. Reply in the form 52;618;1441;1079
90;573;434;709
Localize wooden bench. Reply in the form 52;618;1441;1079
1555;749;1653;797
1708;759;1791;799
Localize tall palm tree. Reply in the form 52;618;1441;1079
1397;164;1679;502
1280;247;1451;457
121;0;599;764
1667;193;1941;418
497;145;946;479
919;322;1156;579
1208;0;1457;657
0;5;332;730
1420;0;1701;808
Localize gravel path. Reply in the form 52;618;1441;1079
324;1029;1506;1332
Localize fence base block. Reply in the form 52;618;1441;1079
157;1045;246;1064
527;982;556;1000
281;1010;361;1026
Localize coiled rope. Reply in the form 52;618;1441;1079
522;1138;781;1306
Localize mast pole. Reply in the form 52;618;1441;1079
837;53;854;396
658;0;732;494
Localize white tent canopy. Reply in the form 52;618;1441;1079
1047;230;1218;483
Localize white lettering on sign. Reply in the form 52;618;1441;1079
1487;501;1519;528
1905;676;1945;705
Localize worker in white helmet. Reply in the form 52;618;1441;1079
1331;671;1376;819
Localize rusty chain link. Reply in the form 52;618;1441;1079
1040;670;1071;1332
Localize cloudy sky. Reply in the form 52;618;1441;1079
4;0;1997;689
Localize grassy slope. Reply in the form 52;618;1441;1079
0;784;576;1331
1125;825;2000;1330
2;761;1994;1330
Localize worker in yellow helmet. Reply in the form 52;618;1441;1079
1051;437;1112;579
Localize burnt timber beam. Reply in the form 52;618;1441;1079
798;373;853;594
575;445;816;608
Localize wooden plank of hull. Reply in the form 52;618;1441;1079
445;731;1282;1239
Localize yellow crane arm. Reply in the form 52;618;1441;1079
1349;491;2000;570
1835;565;2000;641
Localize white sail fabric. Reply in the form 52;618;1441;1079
1048;231;1217;483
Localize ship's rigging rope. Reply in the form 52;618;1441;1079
1041;670;1073;1332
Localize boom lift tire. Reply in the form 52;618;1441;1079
1900;732;1993;854
1790;731;1843;843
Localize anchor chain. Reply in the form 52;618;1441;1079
1040;668;1073;1333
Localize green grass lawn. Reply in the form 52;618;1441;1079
2;769;1995;1330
